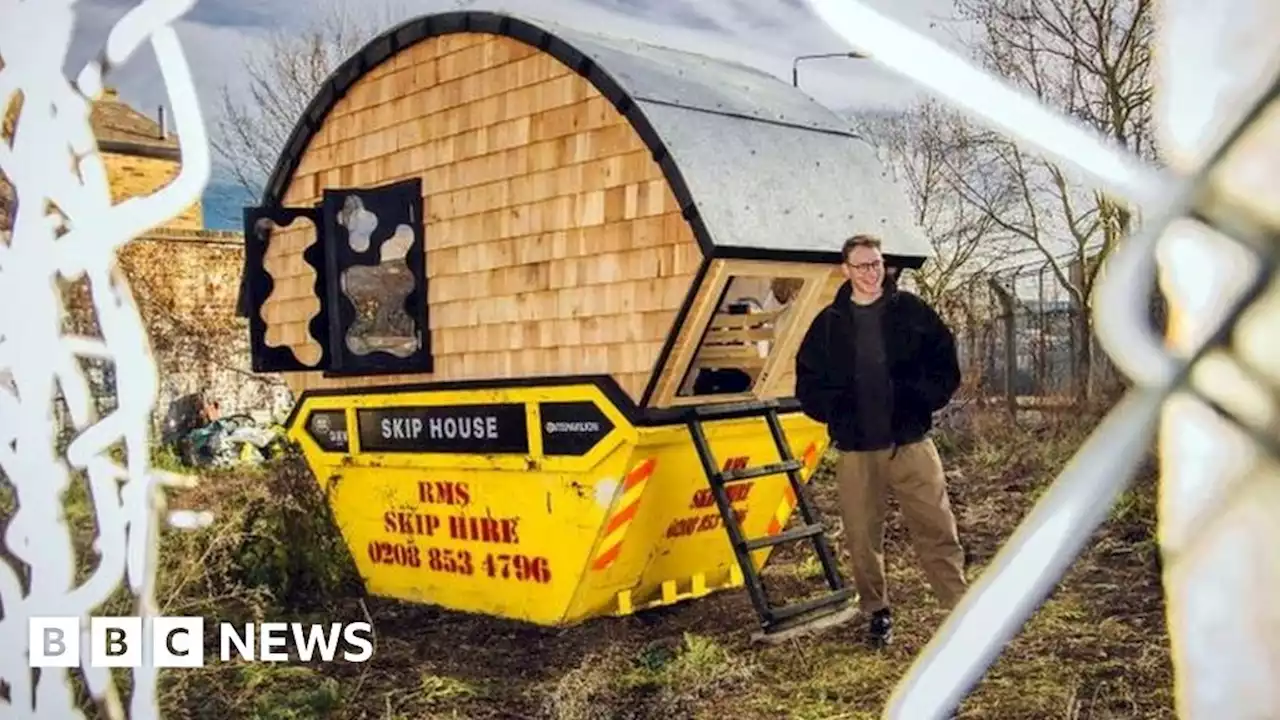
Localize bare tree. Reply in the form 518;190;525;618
942;0;1156;401
212;3;407;196
855;100;1016;319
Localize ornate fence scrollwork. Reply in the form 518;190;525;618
0;0;214;717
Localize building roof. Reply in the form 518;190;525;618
547;20;932;261
241;11;933;316
90;88;181;160
266;11;930;260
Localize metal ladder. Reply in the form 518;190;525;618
685;399;854;636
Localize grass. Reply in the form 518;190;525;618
44;405;1172;719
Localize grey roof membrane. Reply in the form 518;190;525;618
540;18;934;260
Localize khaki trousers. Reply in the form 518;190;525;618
834;439;967;613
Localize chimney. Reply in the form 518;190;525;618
158;105;166;139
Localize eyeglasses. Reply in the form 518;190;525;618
846;261;883;272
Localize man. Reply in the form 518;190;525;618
794;234;967;648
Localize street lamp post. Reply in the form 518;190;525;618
791;51;871;87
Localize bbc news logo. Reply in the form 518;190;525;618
28;617;373;667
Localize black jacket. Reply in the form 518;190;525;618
795;281;961;451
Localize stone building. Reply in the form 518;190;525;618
24;87;294;441
91;87;205;229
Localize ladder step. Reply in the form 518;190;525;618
692;399;779;419
717;459;803;484
769;587;855;624
743;522;825;551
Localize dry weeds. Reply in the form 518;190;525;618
70;406;1171;719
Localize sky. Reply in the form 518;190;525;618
67;0;975;165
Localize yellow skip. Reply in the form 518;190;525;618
286;378;831;627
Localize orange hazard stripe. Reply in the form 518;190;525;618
801;441;818;468
591;543;622;571
602;499;639;536
591;458;657;571
766;442;818;536
624;457;657;490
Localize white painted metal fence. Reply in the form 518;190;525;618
1;0;1276;717
805;0;1280;717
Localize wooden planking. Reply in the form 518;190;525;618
259;32;700;398
650;260;731;404
754;270;845;398
431;310;676;354
426;241;699;303
653;260;844;406
258;217;323;367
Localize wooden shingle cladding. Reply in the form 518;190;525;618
238;11;932;408
257;31;699;399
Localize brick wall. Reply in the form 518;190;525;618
124;232;293;434
100;151;204;230
60;231;293;440
5;100;281;442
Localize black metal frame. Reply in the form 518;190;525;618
320;178;432;376
241;205;330;373
685;399;851;634
242;178;431;376
283;373;804;431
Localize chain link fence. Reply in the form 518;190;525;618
937;255;1126;412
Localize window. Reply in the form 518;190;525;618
645;258;841;407
321;181;429;374
243;207;323;372
243;177;432;376
677;274;807;397
339;219;418;358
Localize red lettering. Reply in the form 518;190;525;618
665;516;699;538
689;482;754;509
721;456;749;472
690;489;713;509
384;511;441;536
418;481;472;506
425;547;475;575
482;553;551;583
370;543;478;576
366;540;422;568
449;516;520;544
665;509;751;539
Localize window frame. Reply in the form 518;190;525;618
320;178;433;376
242;177;433;377
647;258;839;408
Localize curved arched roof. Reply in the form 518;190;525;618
238;11;931;314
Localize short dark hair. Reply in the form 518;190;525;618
841;234;882;262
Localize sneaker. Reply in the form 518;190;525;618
868;608;893;648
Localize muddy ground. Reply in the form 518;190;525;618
152;408;1172;720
